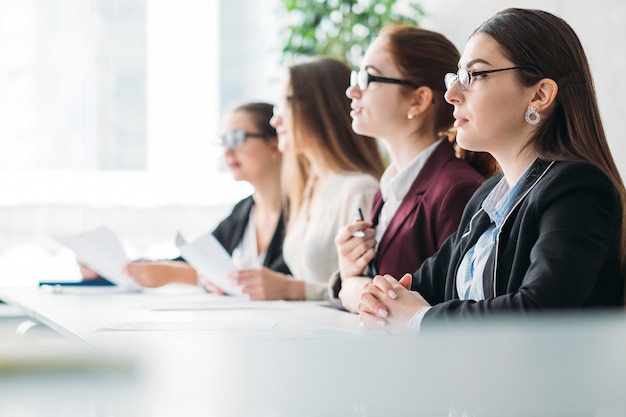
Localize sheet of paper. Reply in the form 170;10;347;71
39;284;137;295
144;299;294;311
96;320;278;331
176;232;244;296
174;231;186;248
54;227;139;290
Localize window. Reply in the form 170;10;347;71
0;0;255;208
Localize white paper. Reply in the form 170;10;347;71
96;320;278;331
176;232;244;296
174;231;186;248
145;299;294;311
39;284;136;295
54;227;139;290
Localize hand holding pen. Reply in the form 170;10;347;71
334;207;378;278
357;207;378;276
351;208;367;238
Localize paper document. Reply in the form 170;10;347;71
145;299;294;311
54;227;139;290
176;232;244;296
96;320;278;331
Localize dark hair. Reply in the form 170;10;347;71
379;24;457;135
283;56;386;222
475;8;626;264
233;102;276;138
379;24;498;178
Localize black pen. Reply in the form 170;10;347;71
357;207;364;221
352;208;366;238
355;207;378;276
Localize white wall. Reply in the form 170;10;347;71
418;0;626;177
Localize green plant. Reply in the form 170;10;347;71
279;0;424;67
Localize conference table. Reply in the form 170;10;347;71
1;283;626;417
0;284;360;345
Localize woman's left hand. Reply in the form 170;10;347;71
357;273;431;332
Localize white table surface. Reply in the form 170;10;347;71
2;284;626;417
0;284;360;346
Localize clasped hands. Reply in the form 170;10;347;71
335;220;431;331
357;273;431;333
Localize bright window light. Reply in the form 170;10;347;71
0;0;252;208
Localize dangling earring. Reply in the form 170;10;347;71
524;106;540;125
407;113;415;120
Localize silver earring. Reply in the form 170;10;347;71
525;106;540;125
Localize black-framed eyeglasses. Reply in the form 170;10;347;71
350;70;416;91
444;66;543;91
219;129;268;151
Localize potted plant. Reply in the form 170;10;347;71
279;0;424;66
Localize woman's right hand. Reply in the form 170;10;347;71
125;261;197;288
335;220;377;279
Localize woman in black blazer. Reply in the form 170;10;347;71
358;8;626;331
82;102;290;289
211;195;288;275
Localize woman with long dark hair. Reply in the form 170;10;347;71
359;8;625;331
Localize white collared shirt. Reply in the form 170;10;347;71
231;207;266;269
375;139;441;248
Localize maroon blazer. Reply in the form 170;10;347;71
371;139;485;278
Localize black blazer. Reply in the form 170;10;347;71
212;196;291;274
410;159;624;327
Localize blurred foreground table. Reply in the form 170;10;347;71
1;284;625;417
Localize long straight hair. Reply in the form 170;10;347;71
475;8;626;268
282;56;386;226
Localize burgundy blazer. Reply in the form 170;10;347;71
371;139;485;278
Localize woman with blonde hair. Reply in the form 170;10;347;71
227;56;386;300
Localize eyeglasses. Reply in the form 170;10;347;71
444;66;542;91
350;70;416;91
219;129;268;151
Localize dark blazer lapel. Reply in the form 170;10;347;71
459;209;492;255
263;213;285;268
371;190;384;227
376;191;423;261
483;159;555;297
449;208;492;300
376;140;456;260
482;246;497;298
226;196;254;254
507;159;554;211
